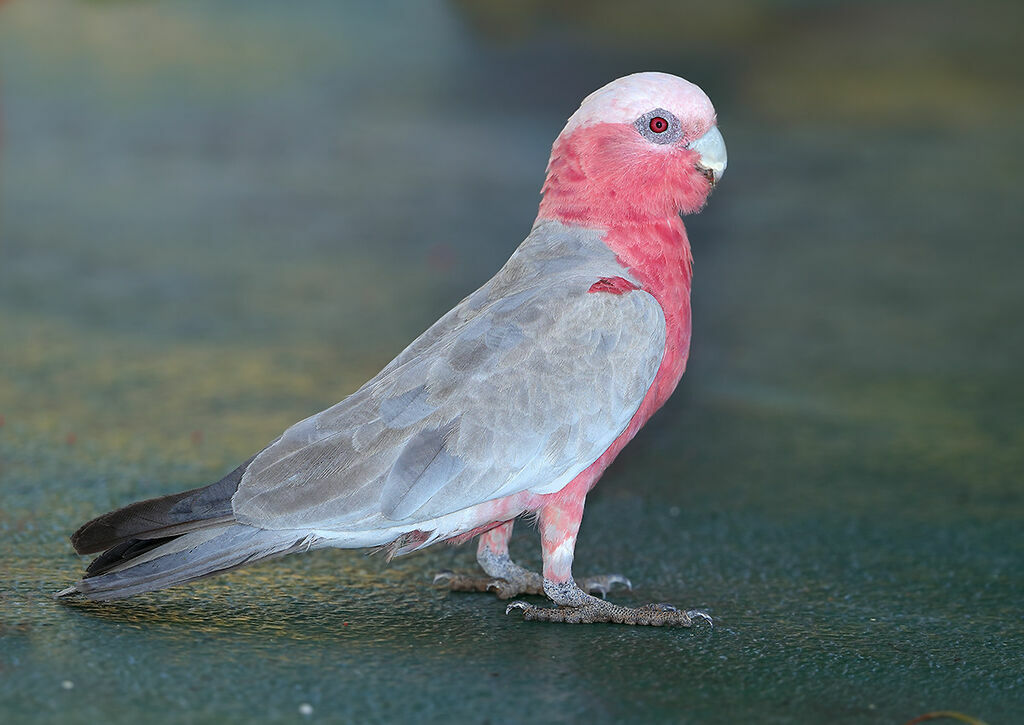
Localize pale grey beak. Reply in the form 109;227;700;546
688;125;727;186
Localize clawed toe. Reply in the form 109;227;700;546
486;578;527;599
686;609;714;627
432;570;495;593
442;567;711;627
506;597;712;627
434;569;544;599
505;600;532;615
577;573;632;598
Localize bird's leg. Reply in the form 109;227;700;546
506;496;711;627
433;522;543;599
434;520;631;600
476;523;546;598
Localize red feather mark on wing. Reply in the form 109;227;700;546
588;276;639;295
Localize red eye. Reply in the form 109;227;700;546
649;116;668;133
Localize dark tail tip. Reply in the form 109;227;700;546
69;455;254;554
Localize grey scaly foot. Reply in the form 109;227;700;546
433;569;543;599
434;570;632;600
507;598;711;626
433;546;545;599
506;579;712;627
575;573;632;598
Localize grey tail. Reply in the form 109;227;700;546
58;525;311;600
69;456;256;557
58;454;309;600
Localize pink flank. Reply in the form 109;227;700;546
531;121;709;582
475;521;515;556
449;118;713;584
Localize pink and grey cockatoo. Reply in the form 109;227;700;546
58;72;727;626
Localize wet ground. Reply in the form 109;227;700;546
1;1;1021;723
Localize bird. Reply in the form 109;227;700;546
57;72;727;626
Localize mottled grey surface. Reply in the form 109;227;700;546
1;1;1021;723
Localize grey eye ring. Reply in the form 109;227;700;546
635;108;682;145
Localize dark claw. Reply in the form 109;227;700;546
686;610;714;627
505;601;532;615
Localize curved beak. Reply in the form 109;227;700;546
688;125;727;186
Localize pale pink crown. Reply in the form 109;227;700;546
559;72;717;140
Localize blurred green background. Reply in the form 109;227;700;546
1;1;1021;723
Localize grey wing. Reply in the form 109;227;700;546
231;280;666;531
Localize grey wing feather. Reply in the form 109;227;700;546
231;224;667;532
380;422;466;519
232;282;664;530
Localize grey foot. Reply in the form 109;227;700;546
576;573;632;598
505;579;712;627
433;570;632;600
434;569;543;599
506;599;712;626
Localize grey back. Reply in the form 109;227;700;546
232;221;667;531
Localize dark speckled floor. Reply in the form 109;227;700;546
1;1;1021;723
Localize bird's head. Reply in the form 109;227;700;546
538;72;726;227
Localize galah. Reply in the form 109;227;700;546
58;72;727;626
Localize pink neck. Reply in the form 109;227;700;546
607;218;694;401
537;212;694;409
535;122;701;403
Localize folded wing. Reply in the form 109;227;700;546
232;277;666;531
